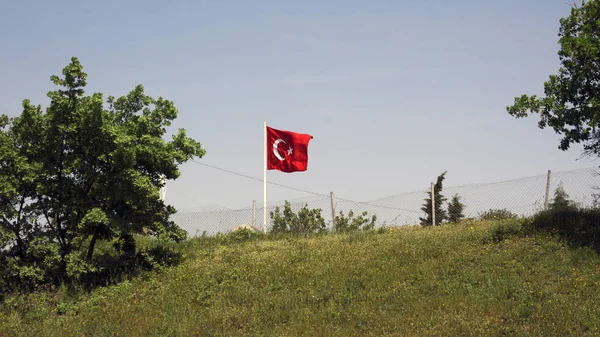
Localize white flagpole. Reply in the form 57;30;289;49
263;121;267;233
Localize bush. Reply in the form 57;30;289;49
270;201;327;234
0;238;185;296
483;218;531;243
74;245;184;290
334;210;377;232
478;209;518;221
225;228;262;244
531;207;600;251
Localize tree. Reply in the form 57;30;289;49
0;57;205;286
420;171;447;226
447;194;465;223
270;201;326;234
506;1;600;158
0;114;40;262
549;184;576;211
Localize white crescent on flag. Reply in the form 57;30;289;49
273;138;287;161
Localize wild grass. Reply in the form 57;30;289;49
1;219;600;336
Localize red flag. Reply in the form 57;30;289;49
266;126;313;172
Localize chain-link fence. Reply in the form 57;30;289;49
170;167;600;237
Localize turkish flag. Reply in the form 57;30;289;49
266;126;313;172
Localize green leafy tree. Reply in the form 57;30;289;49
506;0;600;157
270;201;326;234
0;113;40;263
420;171;447;226
447;194;465;223
334;210;377;232
0;57;205;286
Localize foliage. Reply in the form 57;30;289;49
506;0;600;157
333;210;377;232
224;228;262;244
478;208;518;221
269;201;327;234
2;221;600;336
419;171;447;226
532;205;600;252
590;170;600;207
0;57;204;291
591;186;600;208
549;184;577;211
74;243;184;291
482;218;533;243
447;193;466;223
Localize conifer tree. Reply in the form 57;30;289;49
420;171;447;226
447;193;465;223
549;184;575;211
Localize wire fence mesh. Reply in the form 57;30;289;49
170;167;600;237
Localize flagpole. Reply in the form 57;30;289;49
263;121;267;233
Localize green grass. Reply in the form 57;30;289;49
2;220;600;336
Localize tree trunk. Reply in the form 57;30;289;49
120;232;136;258
12;228;27;260
86;228;100;262
59;251;68;282
58;238;71;282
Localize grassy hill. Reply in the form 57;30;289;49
1;220;600;336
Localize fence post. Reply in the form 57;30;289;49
431;182;436;226
252;200;256;228
545;170;552;210
330;191;336;231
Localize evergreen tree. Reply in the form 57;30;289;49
447;193;465;223
549;184;576;211
592;186;600;209
420;171;447;226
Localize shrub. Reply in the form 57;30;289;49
483;218;530;243
531;207;600;251
225;228;262;244
478;209;518;221
334;210;377;233
270;201;327;234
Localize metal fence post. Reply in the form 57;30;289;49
252;200;256;227
431;182;436;226
545;170;552;210
330;191;336;231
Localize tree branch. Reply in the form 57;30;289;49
16;195;25;226
1;215;27;259
43;209;65;248
1;215;17;231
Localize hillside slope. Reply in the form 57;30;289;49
1;220;600;336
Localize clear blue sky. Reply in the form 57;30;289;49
1;0;595;212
